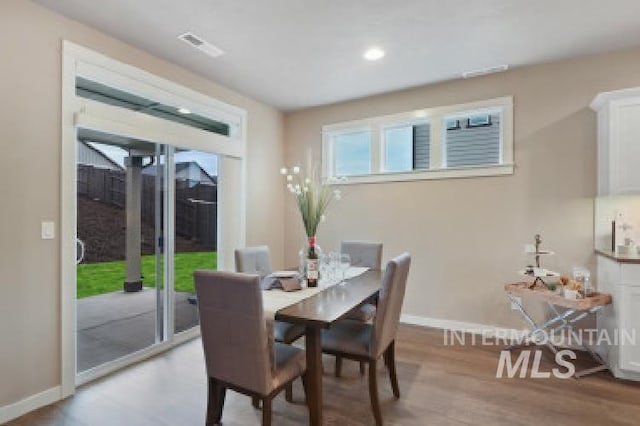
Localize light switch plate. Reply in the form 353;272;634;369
41;221;55;240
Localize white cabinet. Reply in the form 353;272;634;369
591;88;640;196
619;285;640;373
596;255;640;380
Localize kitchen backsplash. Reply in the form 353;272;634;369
595;195;640;250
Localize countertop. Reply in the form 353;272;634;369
595;248;640;264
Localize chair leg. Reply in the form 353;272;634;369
387;340;400;398
301;373;309;403
335;356;343;377
368;359;383;426
206;378;226;425
252;396;261;409
285;383;293;402
216;387;226;423
262;397;272;426
360;361;366;375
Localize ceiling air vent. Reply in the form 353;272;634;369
462;64;509;79
178;32;224;58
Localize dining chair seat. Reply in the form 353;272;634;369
321;319;372;357
344;303;377;322
272;342;307;390
274;321;306;344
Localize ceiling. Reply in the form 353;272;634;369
35;0;640;110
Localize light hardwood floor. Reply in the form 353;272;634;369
8;325;640;425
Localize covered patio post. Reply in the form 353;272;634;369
124;155;143;292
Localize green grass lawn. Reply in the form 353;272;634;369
77;251;217;299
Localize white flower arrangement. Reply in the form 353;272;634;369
280;165;343;238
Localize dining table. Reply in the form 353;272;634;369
269;269;383;426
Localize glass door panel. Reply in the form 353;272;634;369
173;150;219;333
76;132;166;372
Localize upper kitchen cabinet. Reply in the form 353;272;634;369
592;87;640;196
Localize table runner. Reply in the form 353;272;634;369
262;266;370;319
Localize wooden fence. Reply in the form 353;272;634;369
77;164;217;249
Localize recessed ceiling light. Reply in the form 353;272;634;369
364;47;385;61
178;107;191;114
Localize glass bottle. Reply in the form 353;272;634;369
306;236;319;287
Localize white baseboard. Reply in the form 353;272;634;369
400;314;521;337
399;314;591;350
0;386;61;424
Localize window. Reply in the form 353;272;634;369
445;119;461;130
383;123;430;172
467;113;492;127
444;111;501;168
322;96;513;183
331;130;372;176
76;77;232;136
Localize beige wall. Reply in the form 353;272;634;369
284;47;640;329
0;0;284;406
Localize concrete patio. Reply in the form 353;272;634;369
77;288;199;372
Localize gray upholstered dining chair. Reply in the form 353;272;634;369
194;270;308;426
320;253;411;426
235;246;306;344
235;246;306;403
337;241;383;376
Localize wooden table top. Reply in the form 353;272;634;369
275;269;382;328
505;282;612;310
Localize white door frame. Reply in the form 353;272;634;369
61;41;247;397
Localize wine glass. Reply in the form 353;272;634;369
319;254;330;287
340;253;351;282
329;251;340;283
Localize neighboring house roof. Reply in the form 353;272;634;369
77;141;124;171
142;162;217;185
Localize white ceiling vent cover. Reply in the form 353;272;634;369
462;64;509;79
178;32;225;58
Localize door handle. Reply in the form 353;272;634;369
76;238;85;264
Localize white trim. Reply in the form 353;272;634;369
591;86;640;111
400;314;521;338
61;41;247;401
322;96;514;183
0;386;61;424
67;42;246;134
333;163;514;185
60;45;77;400
75;99;245;158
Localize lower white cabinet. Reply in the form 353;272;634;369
596;255;640;380
619;285;640;373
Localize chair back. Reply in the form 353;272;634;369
341;241;383;270
235;246;272;275
194;270;273;395
371;253;411;357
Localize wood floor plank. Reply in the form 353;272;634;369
6;325;640;425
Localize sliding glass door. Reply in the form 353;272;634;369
75;131;167;373
173;150;219;334
62;45;246;393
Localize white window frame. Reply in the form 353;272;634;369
322;96;513;184
381;119;430;173
441;106;504;169
61;41;247;398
